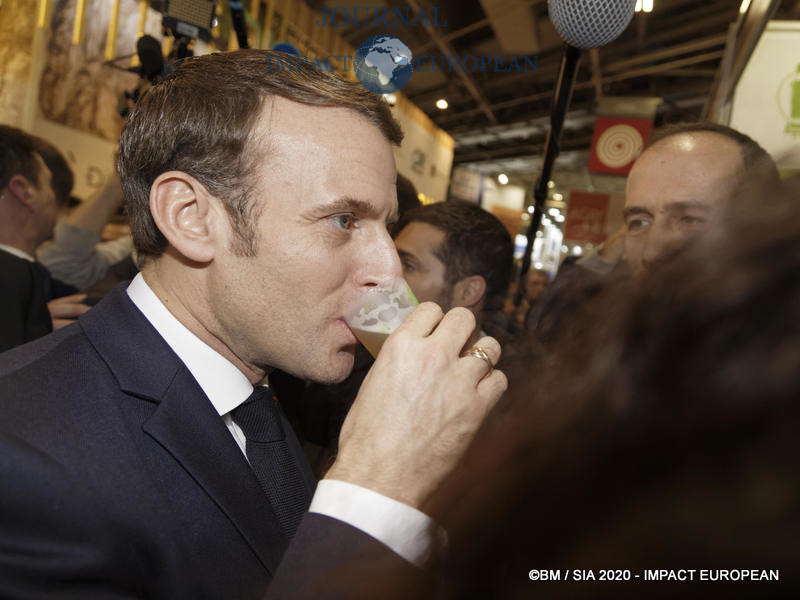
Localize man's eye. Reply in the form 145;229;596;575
401;259;416;273
331;214;355;230
626;218;650;232
680;215;706;226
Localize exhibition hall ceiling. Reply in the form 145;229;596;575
310;0;800;179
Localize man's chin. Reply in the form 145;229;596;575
310;348;356;385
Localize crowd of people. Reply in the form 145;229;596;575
1;48;797;597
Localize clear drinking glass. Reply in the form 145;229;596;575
344;277;419;358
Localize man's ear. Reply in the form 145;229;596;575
6;175;35;208
149;171;222;263
451;274;487;309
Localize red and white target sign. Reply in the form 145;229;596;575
589;116;653;175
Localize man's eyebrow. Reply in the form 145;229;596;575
666;201;713;213
315;197;380;217
622;206;653;219
396;248;418;262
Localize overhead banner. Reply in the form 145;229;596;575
564;191;609;245
589;97;661;175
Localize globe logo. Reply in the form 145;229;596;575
353;35;413;94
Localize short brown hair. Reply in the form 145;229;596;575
32;138;73;208
118;49;403;260
394;200;514;312
0;125;42;192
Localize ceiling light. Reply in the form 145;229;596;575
555;214;565;223
547;180;555;189
739;0;751;13
435;98;449;110
548;207;559;216
497;173;509;185
553;192;563;201
527;205;534;213
643;0;653;12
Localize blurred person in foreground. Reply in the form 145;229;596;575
427;173;800;599
0;50;506;598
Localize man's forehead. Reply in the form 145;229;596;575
398;221;446;244
396;221;446;257
250;97;397;212
644;131;743;165
625;132;743;208
256;96;381;143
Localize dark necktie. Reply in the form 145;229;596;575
232;386;313;538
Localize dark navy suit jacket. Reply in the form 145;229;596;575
0;248;52;353
0;285;412;598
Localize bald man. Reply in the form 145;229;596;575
529;123;779;344
622;123;779;277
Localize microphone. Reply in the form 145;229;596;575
229;1;250;49
517;0;635;300
130;35;165;83
549;0;637;48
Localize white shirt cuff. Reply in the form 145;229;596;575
309;479;447;567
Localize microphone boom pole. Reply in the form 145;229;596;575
518;44;581;301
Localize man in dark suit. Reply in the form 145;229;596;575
0;126;63;352
0;50;507;597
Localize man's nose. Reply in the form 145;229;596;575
641;220;684;271
355;226;402;287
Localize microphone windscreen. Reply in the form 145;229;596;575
136;35;165;79
548;0;636;49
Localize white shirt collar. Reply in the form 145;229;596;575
126;273;254;416
0;243;35;262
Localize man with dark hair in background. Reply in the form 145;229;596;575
393;200;514;348
0;50;506;598
0;125;71;351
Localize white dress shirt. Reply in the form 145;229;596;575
126;273;442;566
0;243;35;262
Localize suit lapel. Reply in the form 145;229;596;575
143;368;289;573
80;284;289;574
